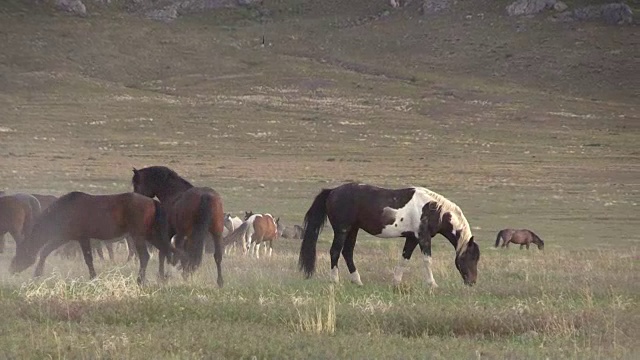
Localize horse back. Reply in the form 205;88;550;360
171;187;224;235
253;214;278;241
0;195;30;231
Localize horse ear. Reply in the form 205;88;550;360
469;236;475;244
132;167;138;174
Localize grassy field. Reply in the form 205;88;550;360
0;0;638;358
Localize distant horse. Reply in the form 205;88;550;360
9;191;181;284
0;193;42;253
299;182;480;287
224;213;279;258
222;213;243;255
223;213;243;237
132;166;225;286
495;229;544;250
281;224;304;239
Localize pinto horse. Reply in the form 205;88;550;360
299;182;480;287
9;191;180;284
132;166;225;286
224;213;279;258
0;193;42;253
495;228;544;250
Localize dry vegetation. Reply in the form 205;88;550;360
0;0;638;358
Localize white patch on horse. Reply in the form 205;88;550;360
378;198;423;238
330;267;339;283
349;270;363;286
422;254;438;288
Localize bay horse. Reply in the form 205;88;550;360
495;229;544;250
299;182;480;287
132;166;225;287
9;191;181;284
0;193;42;253
223;213;279;258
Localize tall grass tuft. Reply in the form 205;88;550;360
292;284;337;335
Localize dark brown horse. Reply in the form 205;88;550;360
299;183;480;287
0;193;42;253
495;229;544;250
132;166;225;287
9;191;181;284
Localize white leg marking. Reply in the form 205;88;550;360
255;243;260;259
268;246;272;257
393;257;410;285
349;270;363;286
330;267;339;283
422;255;438;288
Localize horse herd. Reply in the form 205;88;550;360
0;165;544;288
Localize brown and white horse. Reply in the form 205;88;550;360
299;182;480;287
224;212;279;258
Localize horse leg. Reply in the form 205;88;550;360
78;238;97;279
34;238;67;277
526;243;530;250
393;234;419;286
213;232;224;288
341;227;362;285
94;242;106;261
520;244;524;250
329;228;348;284
504;240;510;248
133;237;150;285
106;242;115;261
267;240;273;257
417;227;438;288
0;234;5;253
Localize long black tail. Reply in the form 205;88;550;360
190;194;213;271
299;188;333;278
495;230;503;247
152;200;173;256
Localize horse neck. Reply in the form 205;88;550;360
155;180;192;203
439;230;459;250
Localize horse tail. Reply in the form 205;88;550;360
299;188;332;278
190;194;213;270
152;200;173;256
495;230;503;247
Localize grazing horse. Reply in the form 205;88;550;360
299;182;480;287
224;213;279;258
132;166;225;287
0;193;42;253
495;229;544;250
9;191;181;284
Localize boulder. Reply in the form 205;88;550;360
55;0;87;16
506;0;557;16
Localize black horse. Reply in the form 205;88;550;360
299;182;480;287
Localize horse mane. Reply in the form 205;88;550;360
417;188;473;254
136;166;194;188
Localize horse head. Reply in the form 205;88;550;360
244;210;254;220
455;237;480;286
